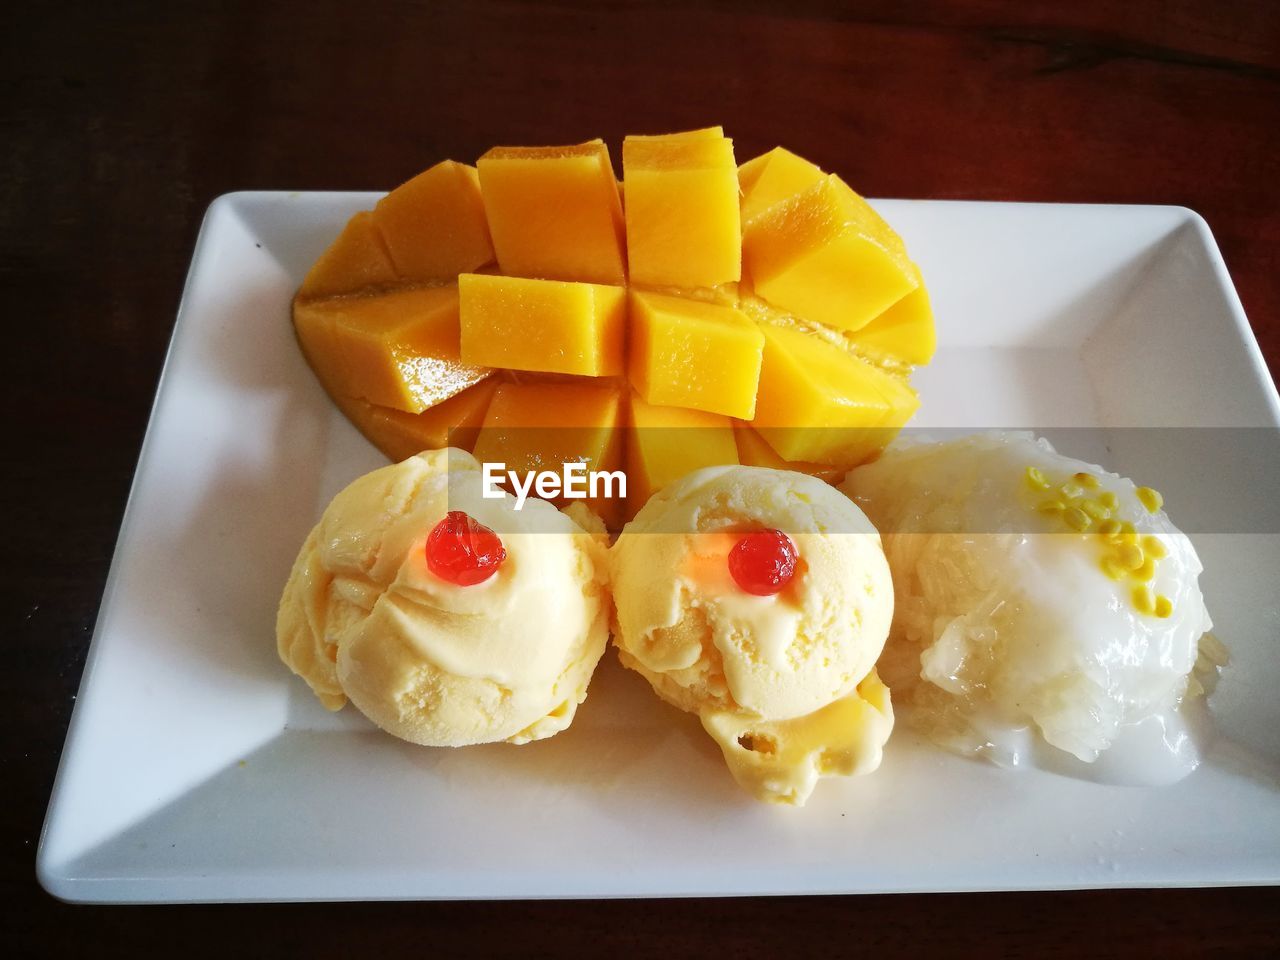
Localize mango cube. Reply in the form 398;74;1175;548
733;424;844;484
292;285;490;414
477;140;627;285
458;273;626;376
849;275;936;366
750;324;919;467
373;161;494;281
353;380;500;462
626;394;739;518
628;290;763;419
737;147;825;226
291;130;932;503
472;381;625;525
473;380;622;472
623;129;741;288
298;211;399;299
744;174;917;333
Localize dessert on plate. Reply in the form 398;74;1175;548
841;432;1227;784
276;126;1229;805
610;464;895;805
277;448;611;746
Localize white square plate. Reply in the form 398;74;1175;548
38;193;1280;902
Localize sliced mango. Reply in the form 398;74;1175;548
732;423;845;484
298;211;399;299
626;394;739;518
294;130;935;516
340;380;500;462
848;276;936;367
373;161;494;281
628;290;763;419
458;273;626;377
472;380;623;473
623;129;741;288
477;139;626;285
737;147;825;226
744;175;917;333
292;285;490;414
472;380;625;526
750;324;919;467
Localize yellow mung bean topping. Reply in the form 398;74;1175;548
1136;486;1164;513
1024;464;1174;618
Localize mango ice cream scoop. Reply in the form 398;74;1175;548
610;464;896;805
276;448;611;746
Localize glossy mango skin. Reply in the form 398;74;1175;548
293;133;936;522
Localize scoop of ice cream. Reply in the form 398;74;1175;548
277;448;610;746
841;432;1219;780
610;464;895;804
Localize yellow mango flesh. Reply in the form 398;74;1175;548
626;393;739;518
628;290;763;419
298;211;399;299
473;379;622;473
849;275;936;366
373;161;494;282
294;131;936;526
339;380;500;462
293;285;491;414
732;424;845;484
477;140;626;285
631;282;741;309
622;130;741;288
458;273;626;377
736;152;769;196
737;147;826;226
472;380;625;526
750;324;919;467
629;126;725;142
744;175;917;332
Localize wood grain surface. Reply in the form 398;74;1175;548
4;1;1278;955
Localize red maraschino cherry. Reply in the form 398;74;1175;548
426;511;507;586
728;529;799;596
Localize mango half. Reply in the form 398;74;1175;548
293;131;936;524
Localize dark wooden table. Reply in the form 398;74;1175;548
6;1;1279;955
